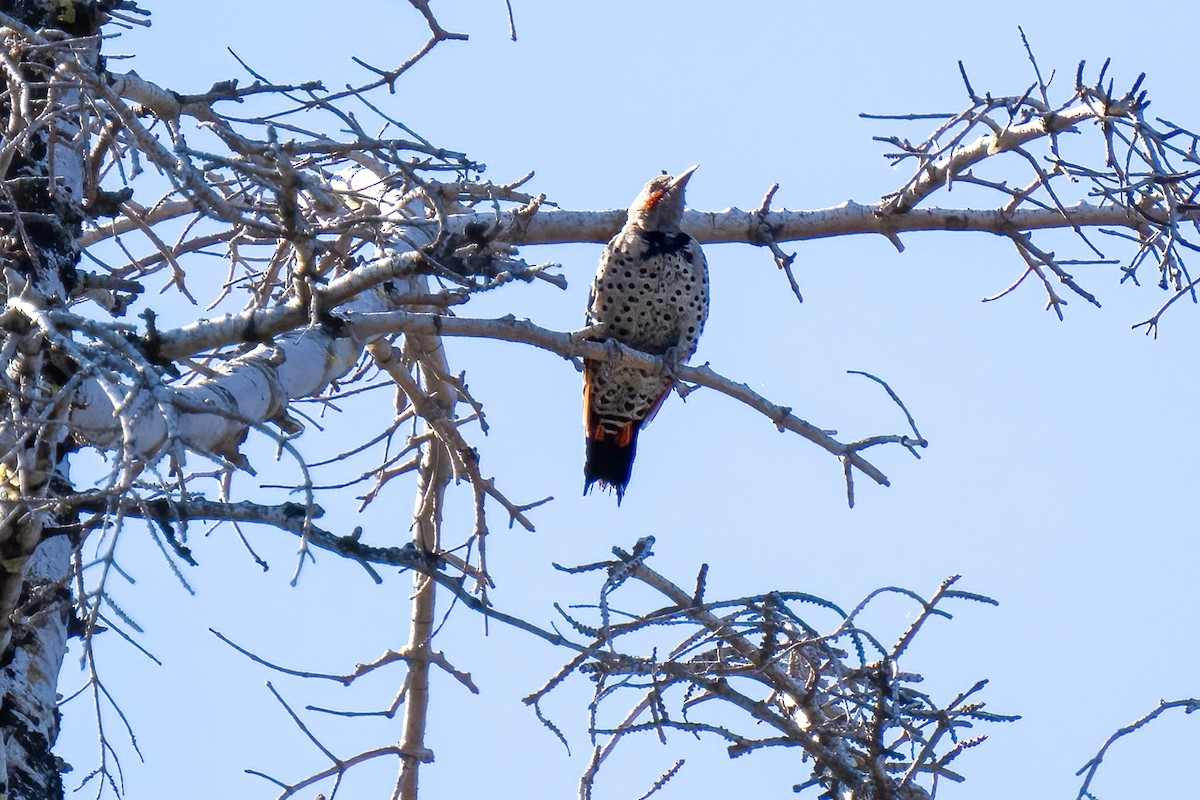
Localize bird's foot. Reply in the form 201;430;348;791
604;338;624;362
570;323;606;343
662;345;681;383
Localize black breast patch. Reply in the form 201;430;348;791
641;231;693;260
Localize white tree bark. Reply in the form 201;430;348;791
440;201;1175;246
1;536;71;799
0;8;99;798
70;320;369;461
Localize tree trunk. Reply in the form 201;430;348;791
0;2;108;796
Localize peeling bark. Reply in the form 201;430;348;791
0;3;113;795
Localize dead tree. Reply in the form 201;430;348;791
0;4;1194;799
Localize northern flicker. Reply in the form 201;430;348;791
583;165;709;501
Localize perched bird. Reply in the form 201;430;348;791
583;165;709;501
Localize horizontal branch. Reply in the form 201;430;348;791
436;202;1177;247
343;311;905;486
123;199;1169;369
887;102;1096;213
83;496;588;652
151;249;424;359
68;311;369;461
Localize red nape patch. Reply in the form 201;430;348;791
641;189;665;211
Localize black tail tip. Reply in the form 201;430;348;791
584;436;636;504
583;478;626;504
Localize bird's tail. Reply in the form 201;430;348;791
584;422;641;504
582;361;646;503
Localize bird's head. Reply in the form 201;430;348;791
626;164;697;233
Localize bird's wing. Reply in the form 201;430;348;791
639;383;673;430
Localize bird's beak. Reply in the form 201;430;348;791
668;164;699;193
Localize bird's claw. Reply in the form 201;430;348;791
661;345;681;382
604;338;624;361
571;323;606;344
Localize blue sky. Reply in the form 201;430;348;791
54;2;1200;799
